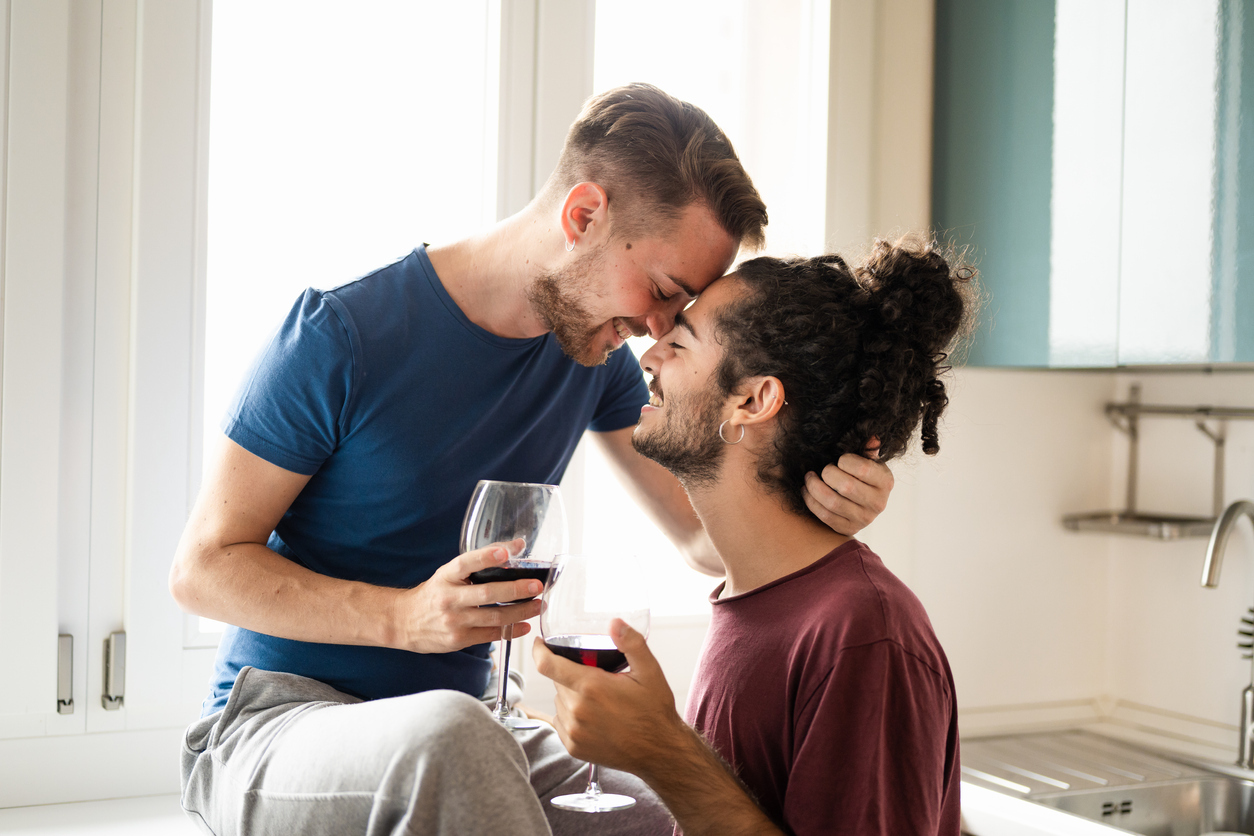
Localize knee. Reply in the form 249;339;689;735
392;691;527;775
401;691;510;749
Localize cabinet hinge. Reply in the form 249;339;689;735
57;634;73;714
102;631;125;710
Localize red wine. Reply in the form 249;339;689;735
468;562;552;604
544;634;627;672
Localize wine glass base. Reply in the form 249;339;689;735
550;792;636;813
498;715;541;731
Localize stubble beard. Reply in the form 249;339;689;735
527;246;614;368
632;385;728;490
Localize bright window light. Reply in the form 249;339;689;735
584;0;831;616
204;1;498;462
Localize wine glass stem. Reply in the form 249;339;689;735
493;623;514;718
585;763;602;797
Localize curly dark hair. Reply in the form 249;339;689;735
713;236;977;516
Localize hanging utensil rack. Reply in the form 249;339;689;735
1062;385;1254;540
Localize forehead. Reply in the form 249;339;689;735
680;274;744;335
635;203;739;294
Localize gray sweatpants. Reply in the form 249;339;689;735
180;666;672;836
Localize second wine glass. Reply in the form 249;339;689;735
540;552;650;813
460;480;568;731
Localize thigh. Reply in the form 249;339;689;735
516;723;674;836
184;669;551;836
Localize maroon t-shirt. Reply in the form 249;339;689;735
683;539;960;836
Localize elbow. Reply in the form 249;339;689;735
169;537;209;613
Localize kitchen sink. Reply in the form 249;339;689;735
1035;776;1254;835
962;730;1254;834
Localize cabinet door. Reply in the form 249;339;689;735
933;0;1057;367
935;0;1254;367
1118;0;1221;364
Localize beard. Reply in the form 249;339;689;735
527;246;614;367
632;382;727;489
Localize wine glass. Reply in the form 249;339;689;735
540;553;651;813
460;480;568;731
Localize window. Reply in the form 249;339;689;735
197;1;500;638
580;0;832;616
204;0;499;464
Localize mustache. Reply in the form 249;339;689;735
648;378;663;400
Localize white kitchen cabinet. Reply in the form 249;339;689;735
0;0;216;805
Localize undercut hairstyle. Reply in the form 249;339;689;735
713;237;978;516
546;83;768;250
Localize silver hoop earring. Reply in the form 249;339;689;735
565;239;575;253
719;420;745;444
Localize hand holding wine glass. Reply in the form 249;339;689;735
460;480;568;731
538;553;651;813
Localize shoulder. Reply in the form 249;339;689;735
317;249;427;330
790;542;953;684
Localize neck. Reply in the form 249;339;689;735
684;457;850;598
424;203;562;338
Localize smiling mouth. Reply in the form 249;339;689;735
648;380;664;408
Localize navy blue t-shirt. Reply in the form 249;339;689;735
204;247;648;715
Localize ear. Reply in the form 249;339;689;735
727;376;786;435
559;182;610;250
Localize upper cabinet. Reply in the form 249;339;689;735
934;0;1254;367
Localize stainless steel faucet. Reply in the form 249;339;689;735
1200;499;1254;768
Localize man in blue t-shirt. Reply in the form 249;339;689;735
171;84;893;836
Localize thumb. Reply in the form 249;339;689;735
610;619;661;681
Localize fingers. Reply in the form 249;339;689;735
836;453;893;493
443;539;516;581
471;579;546;606
803;468;860;518
480;600;542;627
609;619;663;683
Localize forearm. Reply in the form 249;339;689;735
171;540;400;648
638;722;783;836
592;428;724;576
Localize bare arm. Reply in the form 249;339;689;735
591;427;722;575
169;434;543;652
592;427;895;576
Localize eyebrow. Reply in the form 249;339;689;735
665;274;698;297
674;310;700;341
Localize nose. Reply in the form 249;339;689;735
644;297;685;339
639;338;665;375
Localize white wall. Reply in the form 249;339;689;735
1106;371;1254;726
860;368;1117;715
858;367;1254;736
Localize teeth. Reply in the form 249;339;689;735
649;395;662;407
614;319;631;340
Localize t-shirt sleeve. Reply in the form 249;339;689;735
784;641;957;836
587;345;649;432
221;289;358;475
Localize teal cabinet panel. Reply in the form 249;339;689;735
933;0;1056;367
1213;0;1254;363
935;0;1254;367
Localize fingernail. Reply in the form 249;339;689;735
529;582;542;594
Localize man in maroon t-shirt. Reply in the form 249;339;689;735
535;240;975;835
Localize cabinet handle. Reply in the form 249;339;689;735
102;632;125;710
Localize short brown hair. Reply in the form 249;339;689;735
547;83;767;250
